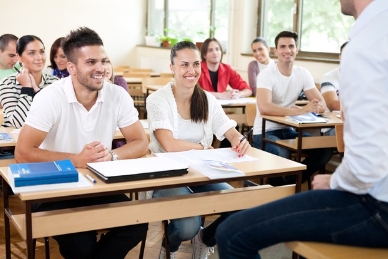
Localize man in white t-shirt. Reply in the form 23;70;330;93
15;27;149;259
320;41;348;135
252;31;332;186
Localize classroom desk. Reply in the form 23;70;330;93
116;71;160;77
1;148;305;259
261;112;343;161
0;127;18;148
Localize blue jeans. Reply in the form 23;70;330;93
216;190;388;259
252;128;333;184
153;183;234;252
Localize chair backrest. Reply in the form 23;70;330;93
142;77;172;94
245;103;256;127
335;124;344;153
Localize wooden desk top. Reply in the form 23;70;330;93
0;148;305;201
123;77;143;84
0;127;18;147
261;112;343;128
116;71;160;77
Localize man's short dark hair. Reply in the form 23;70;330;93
0;34;18;52
62;27;104;63
274;31;298;48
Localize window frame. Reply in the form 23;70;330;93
147;0;218;42
253;0;341;63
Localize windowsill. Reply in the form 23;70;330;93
137;44;172;49
241;52;340;64
137;44;227;54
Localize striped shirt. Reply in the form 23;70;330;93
0;74;59;128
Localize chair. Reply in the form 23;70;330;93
286;241;388;259
123;72;152;118
245;103;256;144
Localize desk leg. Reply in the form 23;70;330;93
261;118;266;150
2;178;11;259
296;170;302;193
297;130;303;162
143;93;147;119
25;201;34;259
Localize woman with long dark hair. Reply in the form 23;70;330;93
146;41;250;259
0;35;58;128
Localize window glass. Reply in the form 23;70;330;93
300;0;353;53
213;0;229;42
147;0;229;45
262;0;294;47
147;0;165;36
167;0;210;41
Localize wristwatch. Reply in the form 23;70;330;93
109;150;119;161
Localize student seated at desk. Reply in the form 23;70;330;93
252;31;332;186
0;34;19;82
320;41;348;136
15;27;149;259
247;37;274;96
45;37;69;78
0;35;58;128
104;58;128;92
216;1;388;258
146;41;250;259
198;38;252;99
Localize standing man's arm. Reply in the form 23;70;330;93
15;125;110;168
112;120;149;159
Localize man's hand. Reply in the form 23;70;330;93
75;141;109;168
312;174;332;190
216;91;235;99
301;99;324;114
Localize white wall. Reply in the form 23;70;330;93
0;0;146;67
0;0;337;82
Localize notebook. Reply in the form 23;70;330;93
87;157;189;183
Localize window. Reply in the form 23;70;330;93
147;0;229;44
258;0;354;60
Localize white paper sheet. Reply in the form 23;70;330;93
217;98;256;106
155;148;257;179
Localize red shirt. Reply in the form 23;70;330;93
198;62;251;92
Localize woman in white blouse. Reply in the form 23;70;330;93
247;37;274;96
146;41;250;259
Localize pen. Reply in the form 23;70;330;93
86;174;97;183
240;128;253;143
14;66;20;73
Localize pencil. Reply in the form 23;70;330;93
240;128;253;143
